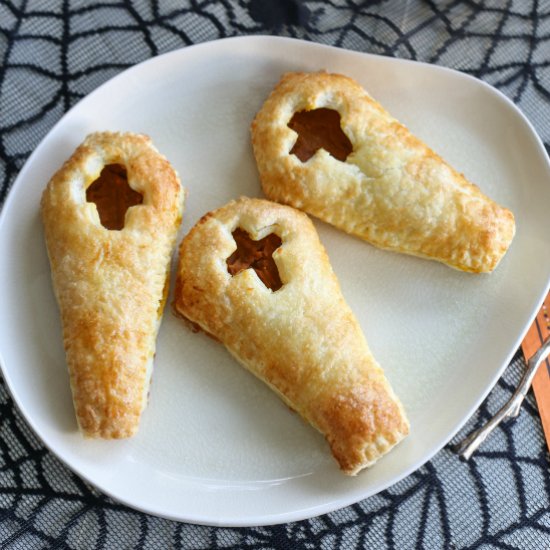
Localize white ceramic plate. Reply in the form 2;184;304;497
1;36;549;527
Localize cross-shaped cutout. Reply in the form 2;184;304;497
86;164;143;230
226;228;283;291
288;108;353;162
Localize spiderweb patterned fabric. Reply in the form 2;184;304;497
1;1;550;549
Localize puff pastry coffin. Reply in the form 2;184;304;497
41;132;185;438
173;197;409;475
251;71;516;273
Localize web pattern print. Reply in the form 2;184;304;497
1;0;549;206
1;1;550;549
1;356;549;549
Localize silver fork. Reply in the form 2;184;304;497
453;334;550;460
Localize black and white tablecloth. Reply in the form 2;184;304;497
1;1;550;548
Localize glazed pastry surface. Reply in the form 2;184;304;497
41;131;185;438
173;197;409;475
251;71;516;273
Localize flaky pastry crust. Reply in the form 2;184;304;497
173;197;409;475
41;132;185;438
251;71;516;273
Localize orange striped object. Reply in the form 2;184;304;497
521;292;550;453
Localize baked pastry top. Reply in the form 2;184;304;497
251;71;516;273
173;197;409;475
41;131;185;438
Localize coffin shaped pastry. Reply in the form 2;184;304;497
251;71;515;273
41;132;185;438
173;197;409;475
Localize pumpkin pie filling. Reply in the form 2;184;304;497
86;164;143;230
288;108;353;162
226;228;283;291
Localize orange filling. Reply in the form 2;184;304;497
288;108;352;162
226;228;283;291
86;164;143;230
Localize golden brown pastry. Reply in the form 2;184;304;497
41;132;185;438
173;197;409;475
251;71;515;273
